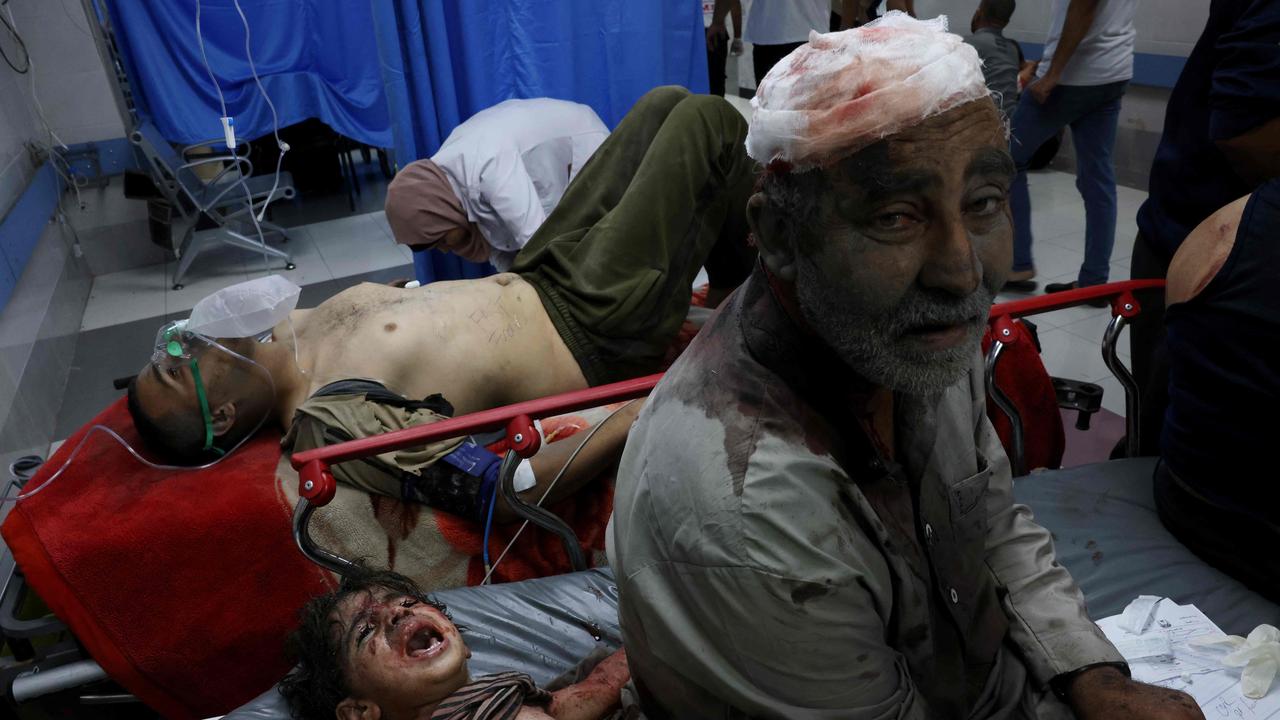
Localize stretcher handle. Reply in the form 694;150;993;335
987;278;1163;319
985;281;1163;473
290;374;661;475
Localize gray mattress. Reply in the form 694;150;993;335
229;458;1279;718
1013;457;1280;636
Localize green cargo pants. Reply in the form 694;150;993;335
511;86;755;387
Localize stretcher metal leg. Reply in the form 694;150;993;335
985;340;1026;477
292;499;360;577
1102;314;1141;458
498;451;588;572
10;660;108;704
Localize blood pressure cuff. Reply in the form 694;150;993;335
282;379;503;521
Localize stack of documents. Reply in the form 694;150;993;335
1097;599;1280;718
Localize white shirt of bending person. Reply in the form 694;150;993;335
1037;0;1138;86
430;98;609;271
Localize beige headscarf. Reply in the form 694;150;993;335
385;160;489;261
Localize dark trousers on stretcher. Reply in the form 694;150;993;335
512;86;756;387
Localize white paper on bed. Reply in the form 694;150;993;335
1097;598;1280;718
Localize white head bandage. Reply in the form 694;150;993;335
746;12;992;171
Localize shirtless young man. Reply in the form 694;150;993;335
126;86;754;515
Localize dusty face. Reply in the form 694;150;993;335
793;100;1013;394
132;336;272;452
333;588;471;718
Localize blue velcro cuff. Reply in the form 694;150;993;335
440;439;503;521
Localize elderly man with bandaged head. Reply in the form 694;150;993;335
608;14;1204;720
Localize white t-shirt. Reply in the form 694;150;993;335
703;0;715;28
431;98;609;271
745;0;828;46
1037;0;1138;86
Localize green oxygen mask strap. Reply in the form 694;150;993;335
187;359;226;457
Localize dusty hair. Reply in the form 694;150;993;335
278;566;455;720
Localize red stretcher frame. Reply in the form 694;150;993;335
290;279;1165;575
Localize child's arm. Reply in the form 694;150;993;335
544;650;630;720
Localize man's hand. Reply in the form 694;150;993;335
706;22;729;52
1067;666;1205;720
546;650;630;720
1018;60;1039;90
1027;72;1059;105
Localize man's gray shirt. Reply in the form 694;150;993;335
608;269;1123;718
968;27;1021;117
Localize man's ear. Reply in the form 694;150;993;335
336;697;381;720
746;192;797;283
210;402;237;437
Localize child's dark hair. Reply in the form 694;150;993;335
278;566;452;720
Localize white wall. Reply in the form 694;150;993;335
0;22;41;220
4;0;125;147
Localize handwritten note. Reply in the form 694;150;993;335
1097;600;1280;719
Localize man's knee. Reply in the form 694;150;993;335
666;93;748;142
633;86;691;118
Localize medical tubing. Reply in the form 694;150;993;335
1;340;277;503
194;0;286;276
481;456;508;574
194;0;228;119
4;3;66;149
480;400;635;584
0;9;30;74
230;0;287;220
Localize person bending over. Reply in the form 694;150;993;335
1157;179;1280;604
280;567;630;720
385;98;608;272
608;15;1202;719
126;86;754;517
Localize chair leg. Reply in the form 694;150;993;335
258;221;292;242
223;229;292;264
172;230;207;290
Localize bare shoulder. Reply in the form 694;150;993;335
1166;194;1251;306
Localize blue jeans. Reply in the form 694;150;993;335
1009;81;1127;286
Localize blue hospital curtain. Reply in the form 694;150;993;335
106;0;391;148
369;0;709;284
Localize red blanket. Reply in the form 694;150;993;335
1;401;328;719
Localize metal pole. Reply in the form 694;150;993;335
292;499;361;577
1102;315;1141;458
984;341;1026;477
79;0;135;131
11;660;109;703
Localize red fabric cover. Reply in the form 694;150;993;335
981;321;1065;472
0;400;332;720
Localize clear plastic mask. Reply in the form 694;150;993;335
8;321;278;503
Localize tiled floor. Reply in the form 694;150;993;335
57;147;1149;466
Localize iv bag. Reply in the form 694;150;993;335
186;275;301;339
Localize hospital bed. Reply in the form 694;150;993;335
4;280;1279;718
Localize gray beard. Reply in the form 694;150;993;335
796;270;995;396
